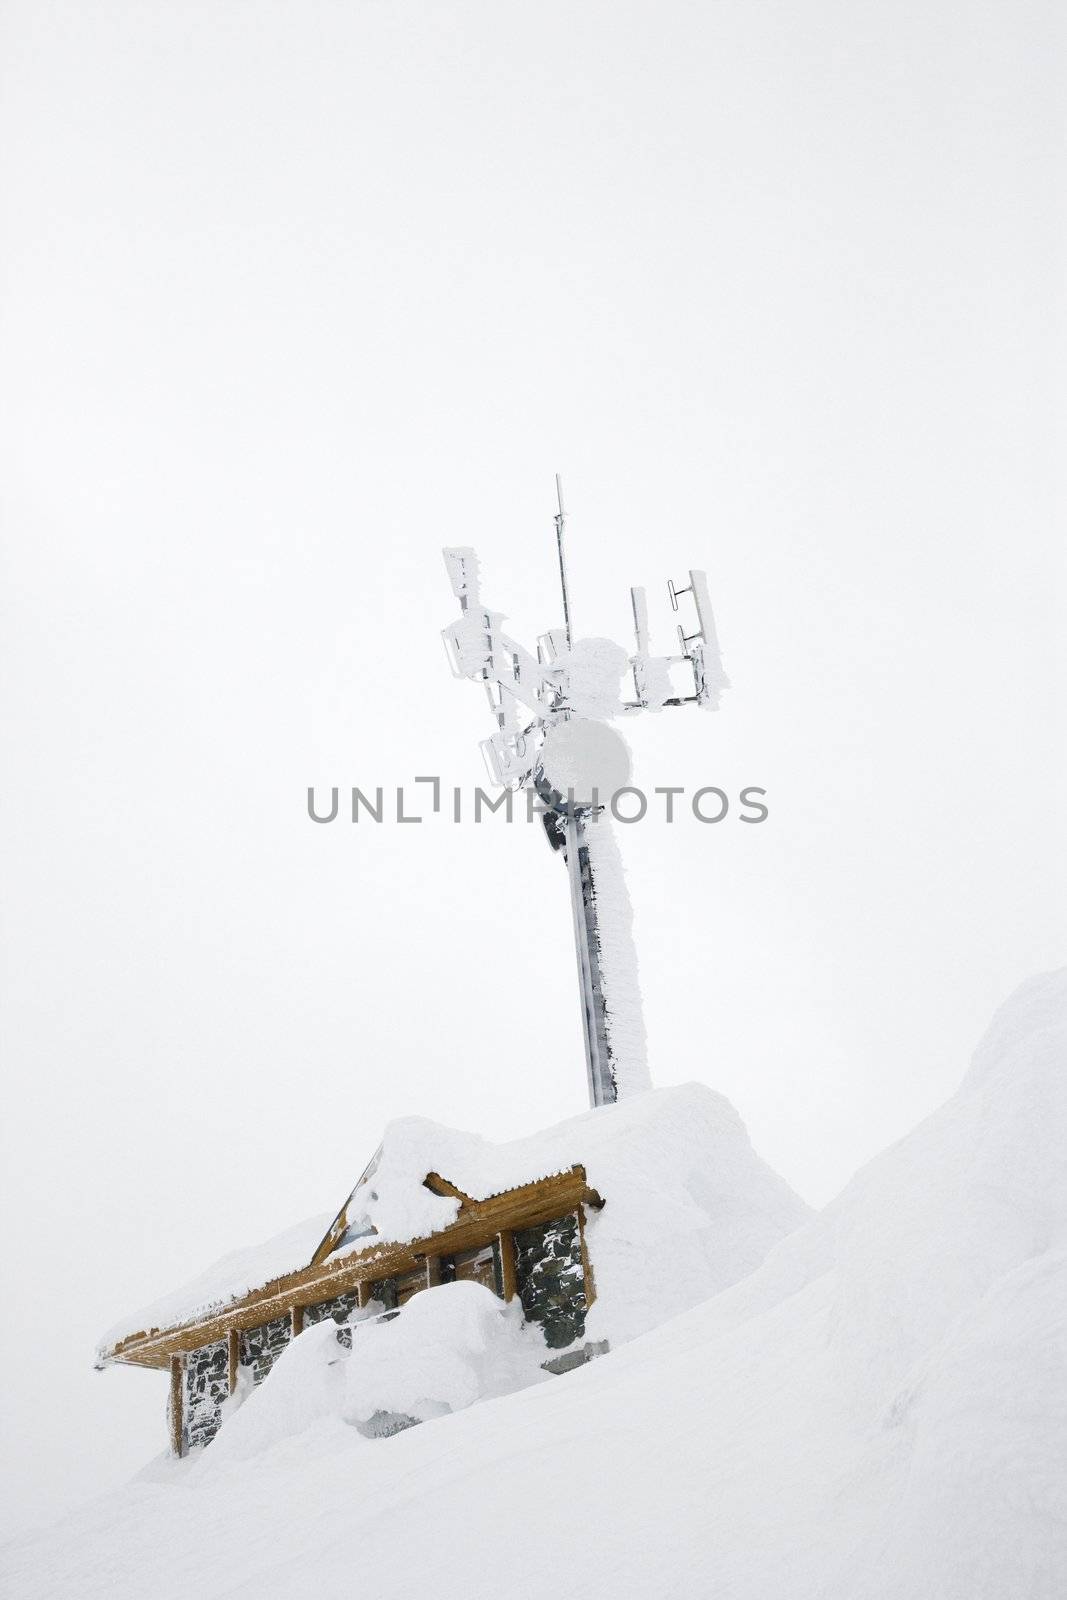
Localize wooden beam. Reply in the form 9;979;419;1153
425;1254;441;1289
577;1202;597;1309
290;1305;303;1338
105;1167;602;1370
169;1356;184;1457
423;1172;474;1206
496;1230;517;1302
227;1328;239;1394
308;1146;383;1267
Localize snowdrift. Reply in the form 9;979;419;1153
6;970;1066;1600
202;1281;544;1466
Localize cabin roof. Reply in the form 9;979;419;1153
100;1164;600;1369
97;1085;813;1369
96;1110;603;1362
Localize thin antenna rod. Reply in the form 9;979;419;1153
554;473;573;648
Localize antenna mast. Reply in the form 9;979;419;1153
440;479;730;1109
554;473;573;649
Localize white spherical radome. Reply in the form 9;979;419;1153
537;717;632;809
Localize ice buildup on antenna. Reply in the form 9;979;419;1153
441;478;730;1110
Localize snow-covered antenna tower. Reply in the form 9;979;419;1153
441;480;729;1108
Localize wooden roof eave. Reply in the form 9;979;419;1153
308;1144;384;1268
101;1164;602;1372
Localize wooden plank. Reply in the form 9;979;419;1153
423;1172;474;1206
452;1244;495;1292
577;1203;597;1309
169;1356;184;1457
425;1255;441;1289
395;1267;424;1307
497;1230;517;1302
422;1177;473;1203
106;1167;602;1369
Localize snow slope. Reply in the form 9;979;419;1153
7;971;1066;1600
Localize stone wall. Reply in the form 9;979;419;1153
303;1290;361;1349
239;1314;291;1386
183;1338;229;1452
370;1277;399;1313
514;1211;587;1351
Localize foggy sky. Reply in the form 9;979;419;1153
1;0;1063;1540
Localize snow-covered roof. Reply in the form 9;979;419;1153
98;1082;811;1358
96;1215;335;1360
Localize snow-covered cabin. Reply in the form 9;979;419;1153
96;1088;811;1455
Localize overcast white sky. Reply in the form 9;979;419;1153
1;0;1064;1543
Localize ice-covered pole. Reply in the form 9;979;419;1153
560;809;649;1104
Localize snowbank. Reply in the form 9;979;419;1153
186;1284;544;1471
18;970;1064;1600
99;1082;810;1355
342;1282;542;1431
704;966;1067;1411
192;1321;349;1470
